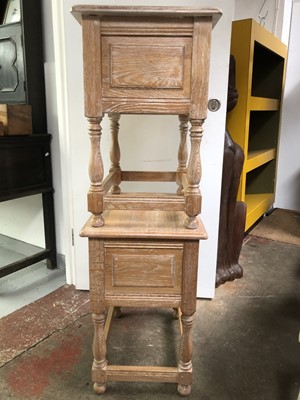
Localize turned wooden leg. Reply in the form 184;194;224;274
177;313;193;396
87;116;105;227
176;115;189;195
177;241;199;395
108;113;122;194
89;239;107;393
184;119;203;229
92;312;107;394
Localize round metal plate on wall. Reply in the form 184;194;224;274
208;98;221;112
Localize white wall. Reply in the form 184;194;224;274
234;0;284;39
0;195;44;247
275;0;300;211
51;0;234;298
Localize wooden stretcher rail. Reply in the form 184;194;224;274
106;365;178;383
103;306;180;383
121;171;177;182
103;170;120;193
104;192;185;211
181;173;188;191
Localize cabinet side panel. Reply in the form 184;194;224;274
82;16;102;117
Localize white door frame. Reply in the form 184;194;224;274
51;0;75;284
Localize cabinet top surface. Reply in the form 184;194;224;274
80;210;207;240
72;5;222;24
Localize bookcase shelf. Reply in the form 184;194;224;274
226;19;287;231
246;148;276;172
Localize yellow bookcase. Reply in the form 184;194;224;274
227;19;287;231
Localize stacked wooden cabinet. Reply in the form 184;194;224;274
72;5;221;396
227;19;287;231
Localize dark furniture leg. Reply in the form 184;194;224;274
42;191;57;269
0;135;57;278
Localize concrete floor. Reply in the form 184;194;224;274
0;234;66;318
0;210;299;400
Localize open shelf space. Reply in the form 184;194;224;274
251;41;285;99
244;160;277;230
246;160;276;195
247;110;279;154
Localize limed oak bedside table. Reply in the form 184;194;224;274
72;5;221;396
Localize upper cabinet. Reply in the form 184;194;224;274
226;19;287;231
0;0;47;132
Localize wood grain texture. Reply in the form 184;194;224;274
92;312;107;394
87;117;104;227
110;44;184;89
82;16;102;117
184;119;204;228
71;5;222;25
104;293;181;309
190;18;212;119
0;104;32;135
104;193;185;211
102;36;192;102
89;239;105;312
102;99;190;114
102;170;119;193
108;253;178;289
108;113;121;194
106;365;178;383
100;16;194;36
177;115;189;195
80;210;207;240
177;313;193;396
121;171;176;182
105;241;183;295
104;306;114;340
181;241;199;315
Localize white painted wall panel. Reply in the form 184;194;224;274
275;1;300;211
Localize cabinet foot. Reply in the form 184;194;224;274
184;217;198;229
177;384;191;396
93;383;106;395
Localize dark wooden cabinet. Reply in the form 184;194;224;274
0;134;57;277
0;1;57;277
0;134;53;201
0;0;47;132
